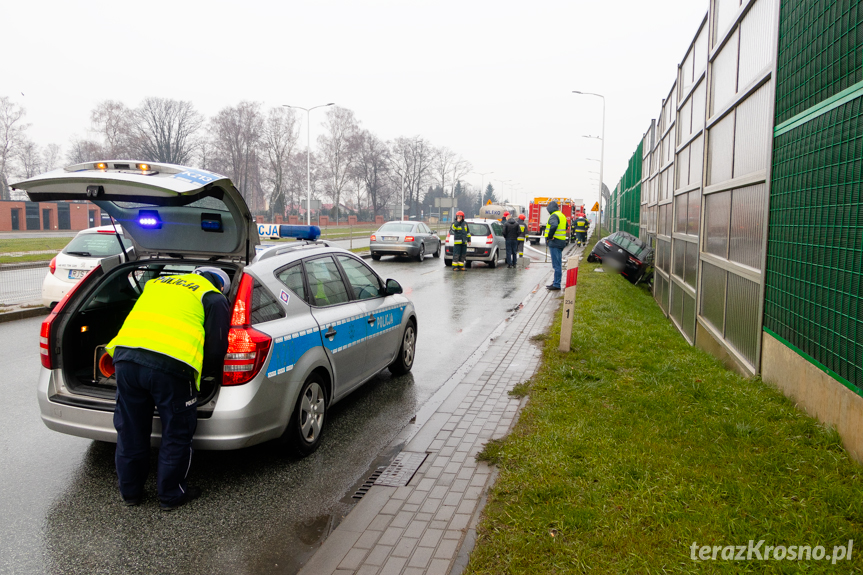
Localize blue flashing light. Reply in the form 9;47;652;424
201;220;222;231
138;210;162;229
278;225;321;241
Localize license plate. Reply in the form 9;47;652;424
467;248;476;253
68;269;87;279
383;236;398;242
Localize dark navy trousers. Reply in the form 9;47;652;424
113;360;198;505
505;239;519;266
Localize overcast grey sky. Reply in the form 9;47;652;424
6;0;707;207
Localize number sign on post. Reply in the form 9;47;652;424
558;255;580;352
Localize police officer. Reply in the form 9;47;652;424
517;214;527;261
450;211;471;271
574;212;589;246
545;201;568;290
502;212;521;268
106;266;231;510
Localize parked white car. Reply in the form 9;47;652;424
42;226;132;308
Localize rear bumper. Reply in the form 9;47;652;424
370;244;420;257
444;246;495;261
37;368;287;450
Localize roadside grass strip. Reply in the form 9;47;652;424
467;242;863;573
0;238;71;253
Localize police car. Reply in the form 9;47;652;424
13;161;417;455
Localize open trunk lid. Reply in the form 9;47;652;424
12;161;259;263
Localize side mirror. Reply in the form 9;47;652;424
384;279;402;295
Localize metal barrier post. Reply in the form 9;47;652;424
558;255;580;352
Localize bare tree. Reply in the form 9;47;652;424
131;97;203;164
318;107;359;224
354;130;391;217
66;137;104;164
389;136;435;218
42;143;62;171
208;101;265;212
91;100;133;158
0;97;28;199
16;138;42;178
261;107;300;218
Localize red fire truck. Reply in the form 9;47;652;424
526;197;584;245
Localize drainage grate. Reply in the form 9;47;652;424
374;451;429;487
352;467;385;500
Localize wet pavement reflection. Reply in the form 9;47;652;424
0;255;551;575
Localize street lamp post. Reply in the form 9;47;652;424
283;102;335;225
473;171;494;204
573;91;605;238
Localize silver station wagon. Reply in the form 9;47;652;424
14;161;417;455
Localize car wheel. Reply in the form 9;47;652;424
444;258;452;266
465;260;473;268
488;250;497;268
286;373;327;456
530;239;539;246
371;253;381;261
389;320;416;375
433;241;441;258
416;244;424;262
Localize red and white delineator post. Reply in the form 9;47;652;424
558;255;580;352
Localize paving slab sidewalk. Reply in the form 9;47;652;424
299;246;579;575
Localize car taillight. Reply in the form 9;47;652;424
370;234;376;241
486;234;494;245
628;255;642;266
405;236;415;242
223;273;272;386
39;266;99;369
601;240;612;248
49;256;56;276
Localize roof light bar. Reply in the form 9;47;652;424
278;225;321;241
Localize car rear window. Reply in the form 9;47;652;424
610;233;651;260
276;263;307;302
63;233;131;258
467;223;490;236
251;281;285;324
379;223;414;233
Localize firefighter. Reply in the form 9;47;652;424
545;201;568;290
574;212;589;246
450;211;471;270
106;266;231;510
517;214;527;260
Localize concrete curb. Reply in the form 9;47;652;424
297;243;577;575
0;306;49;324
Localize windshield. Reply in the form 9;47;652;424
63;233;131;258
378;223;414;233
468;223;490;236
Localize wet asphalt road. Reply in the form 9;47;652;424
0;254;553;575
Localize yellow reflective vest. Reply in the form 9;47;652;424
106;274;220;389
545;210;568;242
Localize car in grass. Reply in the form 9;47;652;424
443;218;506;268
586;230;654;284
370;221;441;261
13;161;417;455
41;225;132;308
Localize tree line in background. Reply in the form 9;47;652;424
0;95;497;221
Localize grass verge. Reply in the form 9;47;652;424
466;238;863;573
0;238;70;253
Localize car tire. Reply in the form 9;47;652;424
465;260;473;268
389;320;416;375
433;242;441;258
286;373;327;457
416;244;424;262
444;258;452;266
372;254;381;261
488;250;497;268
530;239;539;246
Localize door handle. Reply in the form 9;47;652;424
367;314;376;325
325;327;337;338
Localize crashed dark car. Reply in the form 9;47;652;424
587;231;653;285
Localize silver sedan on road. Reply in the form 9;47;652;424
370;221;441;262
